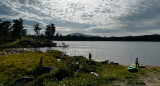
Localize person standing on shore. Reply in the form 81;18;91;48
135;58;139;67
89;53;92;60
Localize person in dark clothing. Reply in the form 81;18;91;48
39;57;43;68
135;58;139;67
89;53;92;60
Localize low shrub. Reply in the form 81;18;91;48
52;67;74;81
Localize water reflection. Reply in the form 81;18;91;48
39;41;160;66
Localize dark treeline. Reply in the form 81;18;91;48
33;23;56;41
0;18;56;48
0;18;27;44
0;18;56;42
52;34;160;41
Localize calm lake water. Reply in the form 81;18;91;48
40;41;160;66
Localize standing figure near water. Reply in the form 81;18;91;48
39;57;43;68
89;53;92;60
135;58;139;67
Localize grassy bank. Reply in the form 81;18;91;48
0;37;56;51
0;50;160;86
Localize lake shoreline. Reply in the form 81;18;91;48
0;50;160;85
1;47;159;66
39;41;160;66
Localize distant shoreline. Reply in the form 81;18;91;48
52;34;160;41
53;40;160;42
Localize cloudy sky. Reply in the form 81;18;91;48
0;0;160;36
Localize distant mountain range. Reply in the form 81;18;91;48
67;33;99;37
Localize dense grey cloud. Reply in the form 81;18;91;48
0;0;160;36
87;0;160;36
118;0;160;35
0;1;19;16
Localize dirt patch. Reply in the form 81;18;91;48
142;75;160;86
141;67;160;86
114;80;133;86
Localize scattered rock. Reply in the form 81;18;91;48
90;72;99;77
101;60;109;64
75;70;80;73
1;48;34;55
42;66;53;73
57;59;61;62
139;65;146;68
110;61;119;65
14;77;34;84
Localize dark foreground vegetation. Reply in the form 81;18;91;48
0;36;56;52
0;50;160;86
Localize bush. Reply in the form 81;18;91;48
54;67;74;80
33;75;46;86
73;56;87;62
44;40;57;47
27;66;43;78
66;62;79;72
47;67;74;81
79;63;97;73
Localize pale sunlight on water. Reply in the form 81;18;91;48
40;41;160;66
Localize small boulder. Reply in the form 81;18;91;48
42;66;53;73
101;60;109;64
14;77;34;84
110;61;119;65
90;72;99;77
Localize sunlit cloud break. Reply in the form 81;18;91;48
0;0;160;36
